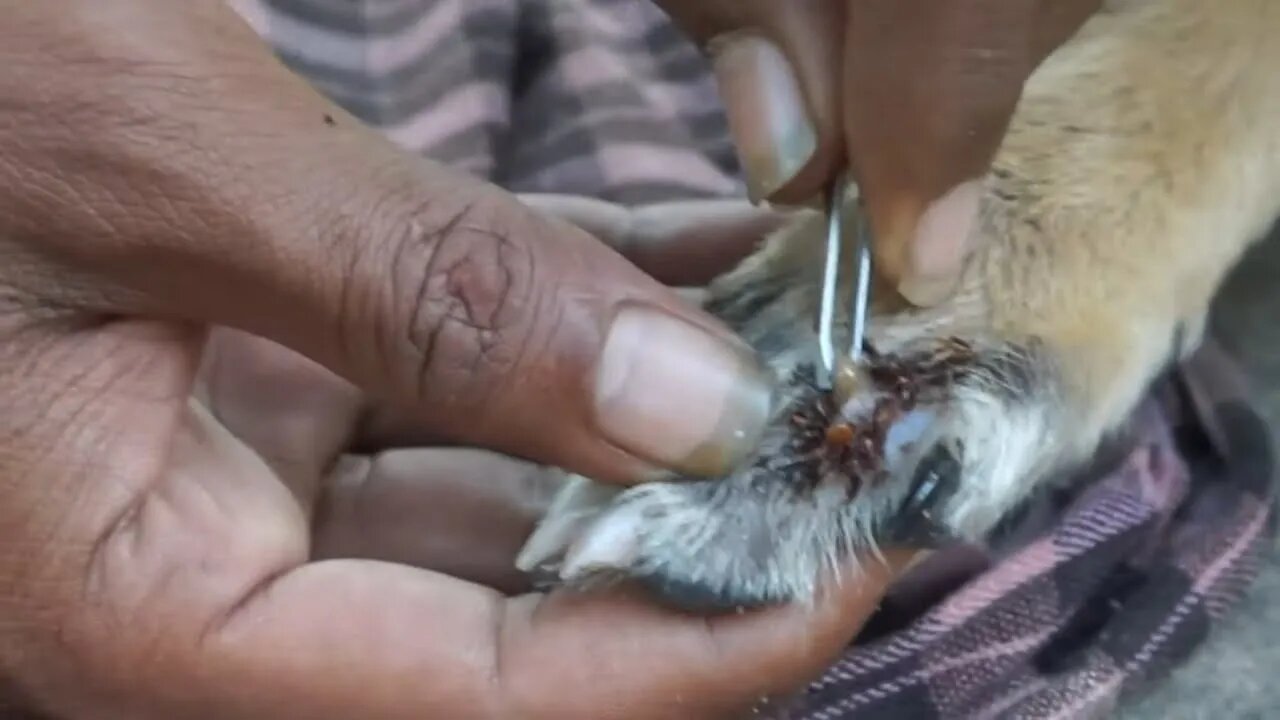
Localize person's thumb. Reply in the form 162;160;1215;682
0;1;773;486
655;0;846;206
841;0;1103;306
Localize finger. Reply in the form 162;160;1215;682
654;0;845;205
196;328;364;512
517;194;793;286
5;2;772;485
844;0;1102;306
497;554;912;719
48;390;913;720
171;555;911;720
357;192;792;453
198;331;548;593
313;448;561;595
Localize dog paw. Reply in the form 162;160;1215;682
517;336;1047;609
517;0;1280;610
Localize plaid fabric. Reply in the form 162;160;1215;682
229;0;743;204
237;2;1279;718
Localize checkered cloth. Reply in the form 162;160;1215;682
238;1;1279;718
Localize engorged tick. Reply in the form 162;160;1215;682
824;423;856;448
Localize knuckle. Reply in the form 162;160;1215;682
384;197;539;407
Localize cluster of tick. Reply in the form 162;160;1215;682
780;338;977;496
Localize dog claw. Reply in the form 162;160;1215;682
885;444;963;548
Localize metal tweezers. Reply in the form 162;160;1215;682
816;174;873;389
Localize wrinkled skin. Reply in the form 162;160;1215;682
0;3;927;718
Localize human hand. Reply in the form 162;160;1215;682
0;3;909;716
655;0;1102;306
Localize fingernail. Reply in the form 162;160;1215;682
897;181;983;307
897;274;961;308
710;33;817;203
594;304;772;478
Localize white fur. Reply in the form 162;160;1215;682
515;0;1280;608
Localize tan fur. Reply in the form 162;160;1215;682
517;0;1280;608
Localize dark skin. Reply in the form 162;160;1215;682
0;1;1094;717
656;0;1103;303
0;4;909;718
